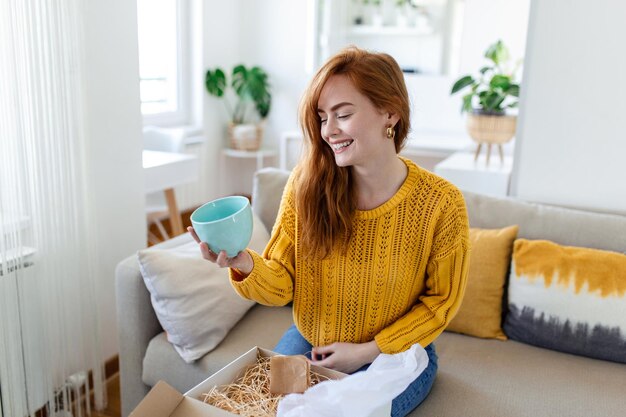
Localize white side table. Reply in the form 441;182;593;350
143;150;199;236
434;151;513;197
222;149;277;171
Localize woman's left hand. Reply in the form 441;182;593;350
311;340;381;374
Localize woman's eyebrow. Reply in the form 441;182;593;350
317;102;354;113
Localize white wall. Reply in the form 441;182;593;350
83;0;146;361
511;0;626;215
212;0;310;195
458;0;530;76
200;0;250;199
238;0;311;148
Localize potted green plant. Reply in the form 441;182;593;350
450;40;521;163
205;65;271;151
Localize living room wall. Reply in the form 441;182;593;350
199;0;243;200
204;0;310;195
237;0;311;148
511;0;626;215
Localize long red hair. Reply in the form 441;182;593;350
296;47;411;258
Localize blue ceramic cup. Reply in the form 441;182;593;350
190;196;253;257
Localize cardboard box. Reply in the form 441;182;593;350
130;346;363;417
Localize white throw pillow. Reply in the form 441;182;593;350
137;213;270;363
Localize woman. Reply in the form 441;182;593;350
189;47;470;417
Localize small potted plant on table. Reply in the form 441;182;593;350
450;40;521;164
205;65;271;151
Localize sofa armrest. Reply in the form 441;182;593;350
115;254;160;416
115;232;192;416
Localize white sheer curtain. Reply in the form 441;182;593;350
0;0;106;415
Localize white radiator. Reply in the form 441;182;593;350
176;135;211;211
0;252;47;415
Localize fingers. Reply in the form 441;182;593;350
191;233;246;271
199;242;217;261
187;226;201;243
214;250;228;267
311;352;328;362
313;344;335;356
311;354;335;369
200;246;240;271
189;227;221;264
311;344;334;362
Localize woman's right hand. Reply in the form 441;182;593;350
187;226;253;276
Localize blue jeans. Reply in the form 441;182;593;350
274;325;438;417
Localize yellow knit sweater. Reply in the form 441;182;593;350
230;157;470;354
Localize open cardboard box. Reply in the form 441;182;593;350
130;346;392;417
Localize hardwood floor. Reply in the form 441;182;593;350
147;207;196;247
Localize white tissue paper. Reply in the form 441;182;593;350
277;343;429;417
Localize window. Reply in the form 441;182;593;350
137;0;189;125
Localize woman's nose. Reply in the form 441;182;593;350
323;117;339;138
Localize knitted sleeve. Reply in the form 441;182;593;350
228;174;297;306
374;188;471;353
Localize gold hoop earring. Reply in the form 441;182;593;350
386;126;395;140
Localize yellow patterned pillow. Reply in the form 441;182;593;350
504;239;626;363
446;225;518;340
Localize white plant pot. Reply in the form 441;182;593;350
229;123;263;151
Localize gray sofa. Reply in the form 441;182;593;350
116;168;626;417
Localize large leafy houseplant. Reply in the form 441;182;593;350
205;65;271;124
450;40;520;115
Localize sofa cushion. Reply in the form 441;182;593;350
504;239;626;364
142;304;294;392
418;331;626;417
137;214;269;363
446;225;518;340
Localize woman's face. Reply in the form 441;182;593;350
317;74;398;168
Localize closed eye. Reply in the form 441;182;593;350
318;113;351;124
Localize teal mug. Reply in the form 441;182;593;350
190;196;253;257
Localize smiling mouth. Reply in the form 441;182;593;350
331;140;353;151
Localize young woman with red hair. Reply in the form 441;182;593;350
190;47;470;416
